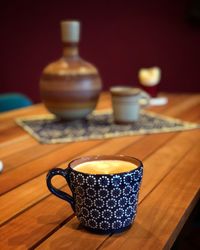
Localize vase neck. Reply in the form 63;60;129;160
62;42;79;58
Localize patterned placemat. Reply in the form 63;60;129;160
16;109;200;144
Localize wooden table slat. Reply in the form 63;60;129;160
28;129;200;250
0;136;142;196
0;136;37;159
99;143;200;250
0;93;199;250
0;127;199;249
0;136;143;225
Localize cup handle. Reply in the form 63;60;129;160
139;90;151;107
46;168;75;211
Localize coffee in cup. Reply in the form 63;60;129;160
74;160;138;174
46;155;143;234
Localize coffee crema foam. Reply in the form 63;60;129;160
74;160;137;174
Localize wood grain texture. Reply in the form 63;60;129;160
32;129;200;250
0;105;48;144
99;142;200;250
0;104;47;121
0;93;199;250
0;136;37;159
1;143;65;172
0;133;172;249
0;136;142;225
0;186;75;250
0;140;102;194
5;129;198;247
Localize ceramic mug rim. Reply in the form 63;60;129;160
68;155;143;176
110;86;141;96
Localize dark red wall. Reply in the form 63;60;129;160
0;0;200;103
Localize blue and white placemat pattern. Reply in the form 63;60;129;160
16;109;200;144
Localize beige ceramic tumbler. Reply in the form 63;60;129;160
110;86;150;124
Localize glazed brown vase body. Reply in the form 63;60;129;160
40;21;102;120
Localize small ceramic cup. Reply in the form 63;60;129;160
110;86;150;124
46;155;143;234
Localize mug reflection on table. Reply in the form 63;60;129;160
46;155;143;234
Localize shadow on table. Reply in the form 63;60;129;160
171;198;200;250
7;205;73;249
47;219;164;250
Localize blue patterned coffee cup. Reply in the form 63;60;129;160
46;155;143;234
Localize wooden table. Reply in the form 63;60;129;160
0;92;200;250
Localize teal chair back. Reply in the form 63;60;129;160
0;93;33;112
